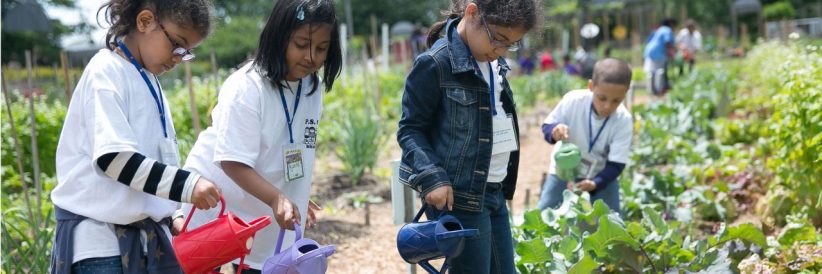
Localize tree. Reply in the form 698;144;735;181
1;0;80;64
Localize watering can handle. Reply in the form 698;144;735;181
413;203;449;223
180;195;226;233
412;204;428;223
274;222;302;254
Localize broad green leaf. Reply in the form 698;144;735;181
719;223;766;248
568;252;599;274
557;235;580;261
583;216;640;258
626;222;648;240
579;200;611;225
516;238;550;264
521;209;550;233
642;207;668;234
777;221;818;246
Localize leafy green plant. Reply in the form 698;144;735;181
514;191;767;273
740;41;822;227
331;105;384;186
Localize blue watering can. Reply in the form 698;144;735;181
396;204;479;274
261;223;336;274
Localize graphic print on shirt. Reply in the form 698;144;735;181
304;118;318;149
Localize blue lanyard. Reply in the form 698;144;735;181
278;80;302;144
463;38;498;116
588;103;610;153
117;41;168;138
487;62;497;116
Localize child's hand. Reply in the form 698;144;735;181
171;217;185;236
191;177;222;210
576;179;597;192
425;185;453;211
552;124;570;141
269;192;301;230
306;200;322;230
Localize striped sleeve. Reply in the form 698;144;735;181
96;151;199;203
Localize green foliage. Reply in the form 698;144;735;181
763;1;797;21
742;41;822;226
319;68;404;185
1;176;56;273
513;192;767;273
508;71;586;111
1;95;67;192
166;76;219;164
331;104;384;186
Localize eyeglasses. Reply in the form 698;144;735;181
480;15;521;52
158;23;195;61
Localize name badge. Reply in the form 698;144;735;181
283;143;306;183
159;138;180;167
491;116;518;155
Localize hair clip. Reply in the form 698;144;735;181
296;3;306;21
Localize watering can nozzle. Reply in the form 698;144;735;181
554;141;582;181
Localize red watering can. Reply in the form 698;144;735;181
173;196;272;274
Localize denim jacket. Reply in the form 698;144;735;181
397;17;520;212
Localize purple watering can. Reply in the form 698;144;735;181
396;204;478;274
261;223;336;274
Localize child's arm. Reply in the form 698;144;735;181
397;54;452;210
96;152;221;209
542;94;573;144
221;161;300;230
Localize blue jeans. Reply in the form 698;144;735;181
537;174;621;216
71;256;123;274
424;183;515;274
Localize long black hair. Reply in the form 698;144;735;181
427;0;541;47
253;0;342;95
98;0;215;50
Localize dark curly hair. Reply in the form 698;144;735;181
427;0;542;47
98;0;215;50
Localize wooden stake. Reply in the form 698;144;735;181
525;188;531;208
365;202;371;226
2;70;37;229
25;50;42;224
185;62;202;135
60;51;72;104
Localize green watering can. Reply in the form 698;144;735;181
554;141;581;181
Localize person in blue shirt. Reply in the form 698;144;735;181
643;18;677;95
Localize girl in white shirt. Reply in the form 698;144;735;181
50;0;222;273
174;0;343;272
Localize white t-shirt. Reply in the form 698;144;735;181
180;63;323;269
543;90;632;178
477;60;510;183
676;29;702;52
51;49;182;262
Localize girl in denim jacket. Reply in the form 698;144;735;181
397;0;540;273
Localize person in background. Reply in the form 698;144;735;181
675;19;702;75
537;58;634;215
540;49;556;71
563;54;579;76
643;18;677;96
519;51;535;75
